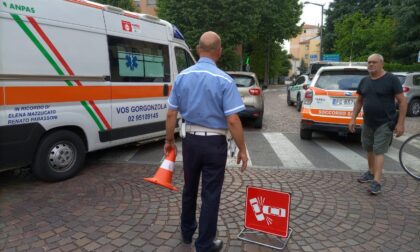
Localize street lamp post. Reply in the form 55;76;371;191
304;1;324;61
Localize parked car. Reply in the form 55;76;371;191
300;65;369;140
227;71;265;128
393;72;420;117
287;74;311;111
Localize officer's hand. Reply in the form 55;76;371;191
164;142;177;157
394;122;404;137
237;149;248;172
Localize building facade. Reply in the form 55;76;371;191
289;24;320;74
134;0;157;16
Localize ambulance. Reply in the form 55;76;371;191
0;0;196;181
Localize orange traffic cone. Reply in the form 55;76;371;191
144;148;178;191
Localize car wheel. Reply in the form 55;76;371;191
296;94;302;112
300;128;312;140
254;114;263;129
407;99;420;117
32;130;86;182
287;91;293;106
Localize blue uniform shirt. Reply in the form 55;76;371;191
168;57;245;129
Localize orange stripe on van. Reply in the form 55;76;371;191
301;108;363;125
0;87;4;105
3;86;169;105
311;87;357;97
65;0;104;10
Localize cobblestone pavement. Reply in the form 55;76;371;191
1;161;419;252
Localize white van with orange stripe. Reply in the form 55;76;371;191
0;0;195;181
300;65;369;140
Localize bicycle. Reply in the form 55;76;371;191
399;133;420;180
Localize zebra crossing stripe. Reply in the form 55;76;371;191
314;139;366;171
263;132;312;169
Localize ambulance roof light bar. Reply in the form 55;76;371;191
142;14;160;22
104;5;124;14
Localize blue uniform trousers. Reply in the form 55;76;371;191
181;133;227;252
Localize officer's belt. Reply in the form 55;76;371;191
186;125;227;136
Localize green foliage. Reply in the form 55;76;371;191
93;0;137;11
255;0;301;84
250;41;290;81
385;63;420;72
392;0;420;64
158;0;301;73
323;0;419;64
333;12;395;61
218;47;241;71
158;0;260;56
323;0;391;54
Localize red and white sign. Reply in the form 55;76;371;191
244;186;291;237
121;20;132;32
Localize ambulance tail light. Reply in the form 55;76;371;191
249;87;261;96
304;89;313;104
403;86;410;93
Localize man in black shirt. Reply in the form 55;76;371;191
349;54;407;195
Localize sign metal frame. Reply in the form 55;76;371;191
237;186;293;250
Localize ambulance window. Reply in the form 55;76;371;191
108;36;170;82
175;47;195;73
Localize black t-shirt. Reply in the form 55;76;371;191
357;72;402;128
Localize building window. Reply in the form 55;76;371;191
147;0;157;5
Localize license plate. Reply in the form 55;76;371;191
332;98;354;106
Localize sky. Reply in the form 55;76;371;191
283;0;333;52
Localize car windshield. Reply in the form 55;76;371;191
395;75;407;85
230;75;255;87
315;70;368;91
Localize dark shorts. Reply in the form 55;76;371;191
361;122;393;154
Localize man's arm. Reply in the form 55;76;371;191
348;95;363;133
394;93;407;137
164;109;178;156
226;114;248;172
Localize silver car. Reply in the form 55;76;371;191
227;71;265;128
393;72;420;117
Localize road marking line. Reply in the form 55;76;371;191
314;139;366;171
263;132;312;169
386;146;419;174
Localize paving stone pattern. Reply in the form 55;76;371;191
1;162;419;251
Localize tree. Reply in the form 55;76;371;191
323;0;392;54
93;0;137;12
249;41;290;82
333;12;396;61
157;0;261;69
392;0;420;63
254;0;301;85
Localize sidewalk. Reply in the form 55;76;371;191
1;162;419;252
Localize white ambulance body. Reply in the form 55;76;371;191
0;0;195;181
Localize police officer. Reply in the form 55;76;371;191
165;31;248;252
